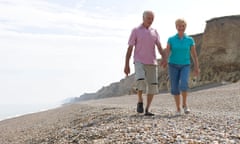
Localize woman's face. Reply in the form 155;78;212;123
176;23;186;34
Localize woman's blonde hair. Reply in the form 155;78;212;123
175;18;187;27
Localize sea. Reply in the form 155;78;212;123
0;103;61;122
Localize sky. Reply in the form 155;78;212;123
0;0;239;105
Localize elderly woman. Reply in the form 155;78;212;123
164;19;200;115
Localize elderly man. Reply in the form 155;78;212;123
124;10;166;116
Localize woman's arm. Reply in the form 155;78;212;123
165;43;171;60
190;45;200;76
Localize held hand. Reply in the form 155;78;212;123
160;59;168;68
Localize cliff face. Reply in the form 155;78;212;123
199;15;240;84
76;75;136;101
76;15;240;102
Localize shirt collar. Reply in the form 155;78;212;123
140;23;151;29
175;33;187;39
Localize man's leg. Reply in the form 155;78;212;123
137;90;143;103
146;93;154;111
144;93;154;116
136;80;145;113
144;64;158;116
134;62;146;113
145;83;158;114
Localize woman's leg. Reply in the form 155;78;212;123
180;65;191;113
174;95;181;112
168;64;181;112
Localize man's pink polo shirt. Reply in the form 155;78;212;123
128;24;161;65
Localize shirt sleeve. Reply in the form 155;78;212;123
167;37;171;45
155;30;161;45
128;28;136;46
190;37;195;46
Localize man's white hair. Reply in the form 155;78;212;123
143;10;154;18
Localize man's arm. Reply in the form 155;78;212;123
124;45;133;76
156;42;167;67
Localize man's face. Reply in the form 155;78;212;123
143;13;154;28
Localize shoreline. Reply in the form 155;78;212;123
0;103;61;122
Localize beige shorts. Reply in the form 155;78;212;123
134;62;159;95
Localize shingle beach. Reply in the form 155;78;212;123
0;82;239;144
